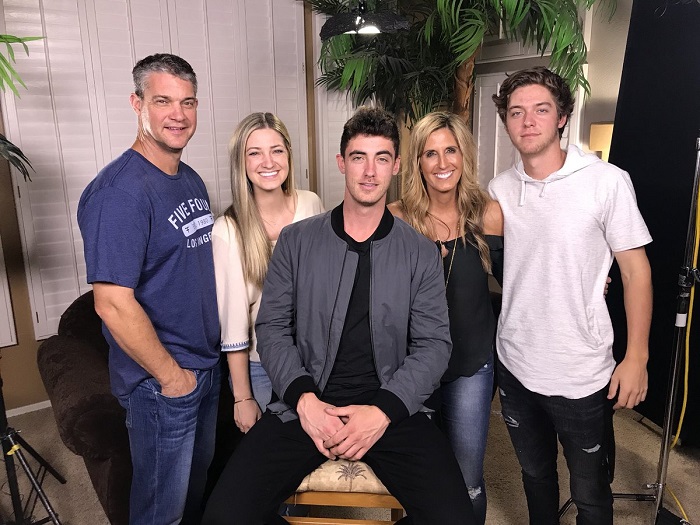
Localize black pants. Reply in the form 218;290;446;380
498;365;614;525
202;411;475;524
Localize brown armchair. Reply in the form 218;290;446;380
37;291;131;524
37;291;238;525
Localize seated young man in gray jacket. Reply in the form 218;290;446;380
203;107;476;525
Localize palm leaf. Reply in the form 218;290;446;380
0;34;43;180
307;0;616;124
0;133;34;182
0;34;42;97
300;0;351;14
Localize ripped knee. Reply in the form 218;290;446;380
467;485;483;501
502;414;519;428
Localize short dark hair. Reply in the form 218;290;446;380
132;53;197;98
340;107;400;157
492;67;574;138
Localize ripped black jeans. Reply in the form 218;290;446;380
498;364;614;525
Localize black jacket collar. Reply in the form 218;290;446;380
331;202;394;243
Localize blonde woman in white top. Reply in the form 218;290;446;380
212;113;324;433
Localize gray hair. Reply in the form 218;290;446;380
132;53;197;98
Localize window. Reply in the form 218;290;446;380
0;0;308;338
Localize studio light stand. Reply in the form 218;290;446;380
559;135;700;525
0;374;65;525
645;132;700;525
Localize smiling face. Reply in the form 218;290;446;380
244;128;290;194
337;134;400;209
130;71;197;155
505;83;567;159
419;127;463;197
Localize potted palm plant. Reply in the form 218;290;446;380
304;0;615;125
0;34;43;181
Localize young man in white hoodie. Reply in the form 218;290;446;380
488;67;653;525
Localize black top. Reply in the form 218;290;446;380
441;234;504;381
322;232;381;405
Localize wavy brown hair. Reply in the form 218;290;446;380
223;112;296;288
398;111;492;273
492;66;574;139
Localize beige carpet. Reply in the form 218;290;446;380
2;401;698;524
2;408;108;525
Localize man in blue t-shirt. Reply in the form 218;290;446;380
77;54;220;525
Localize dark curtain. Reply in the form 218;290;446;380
608;0;700;445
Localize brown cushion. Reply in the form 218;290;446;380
295;460;389;494
58;291;109;358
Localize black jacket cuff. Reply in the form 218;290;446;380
284;375;319;410
370;388;410;424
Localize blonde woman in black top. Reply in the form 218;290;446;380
389;111;503;524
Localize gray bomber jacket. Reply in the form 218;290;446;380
256;204;452;423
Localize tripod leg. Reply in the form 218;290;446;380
12;433;65;484
2;438;27;524
558;497;575;518
8;442;62;525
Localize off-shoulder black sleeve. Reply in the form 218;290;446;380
487;235;504;287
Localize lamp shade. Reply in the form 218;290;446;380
589;122;614;162
320;4;409;41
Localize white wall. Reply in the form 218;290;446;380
583;0;633;145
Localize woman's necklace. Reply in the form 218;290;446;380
428;212;455;256
440;231;459;288
428;212;460;287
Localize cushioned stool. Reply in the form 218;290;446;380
285;459;404;524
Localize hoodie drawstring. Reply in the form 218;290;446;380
518;180;550;206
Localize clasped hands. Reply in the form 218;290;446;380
297;392;390;462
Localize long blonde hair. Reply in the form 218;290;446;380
399;111;492;273
223;112;296;288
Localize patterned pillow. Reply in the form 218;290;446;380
295;460;389;494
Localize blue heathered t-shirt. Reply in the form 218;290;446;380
77;149;220;399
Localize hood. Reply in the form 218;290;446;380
513;144;601;206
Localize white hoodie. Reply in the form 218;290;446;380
488;145;652;399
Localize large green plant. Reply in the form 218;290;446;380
0;34;43;181
305;0;615;125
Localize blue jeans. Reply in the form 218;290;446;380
249;359;272;410
440;356;494;525
498;364;613;525
120;364;220;525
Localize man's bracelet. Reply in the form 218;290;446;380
234;397;255;405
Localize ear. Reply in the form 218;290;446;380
558;114;567;131
392;156;401;176
336;153;345;174
130;93;142;116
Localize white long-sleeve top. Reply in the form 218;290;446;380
212;190;324;362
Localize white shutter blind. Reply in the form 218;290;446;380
1;0;308;338
473;74;518;188
311;13;353;210
270;0;308;190
1;0;95;337
0;236;17;348
200;0;247;213
240;0;308;192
